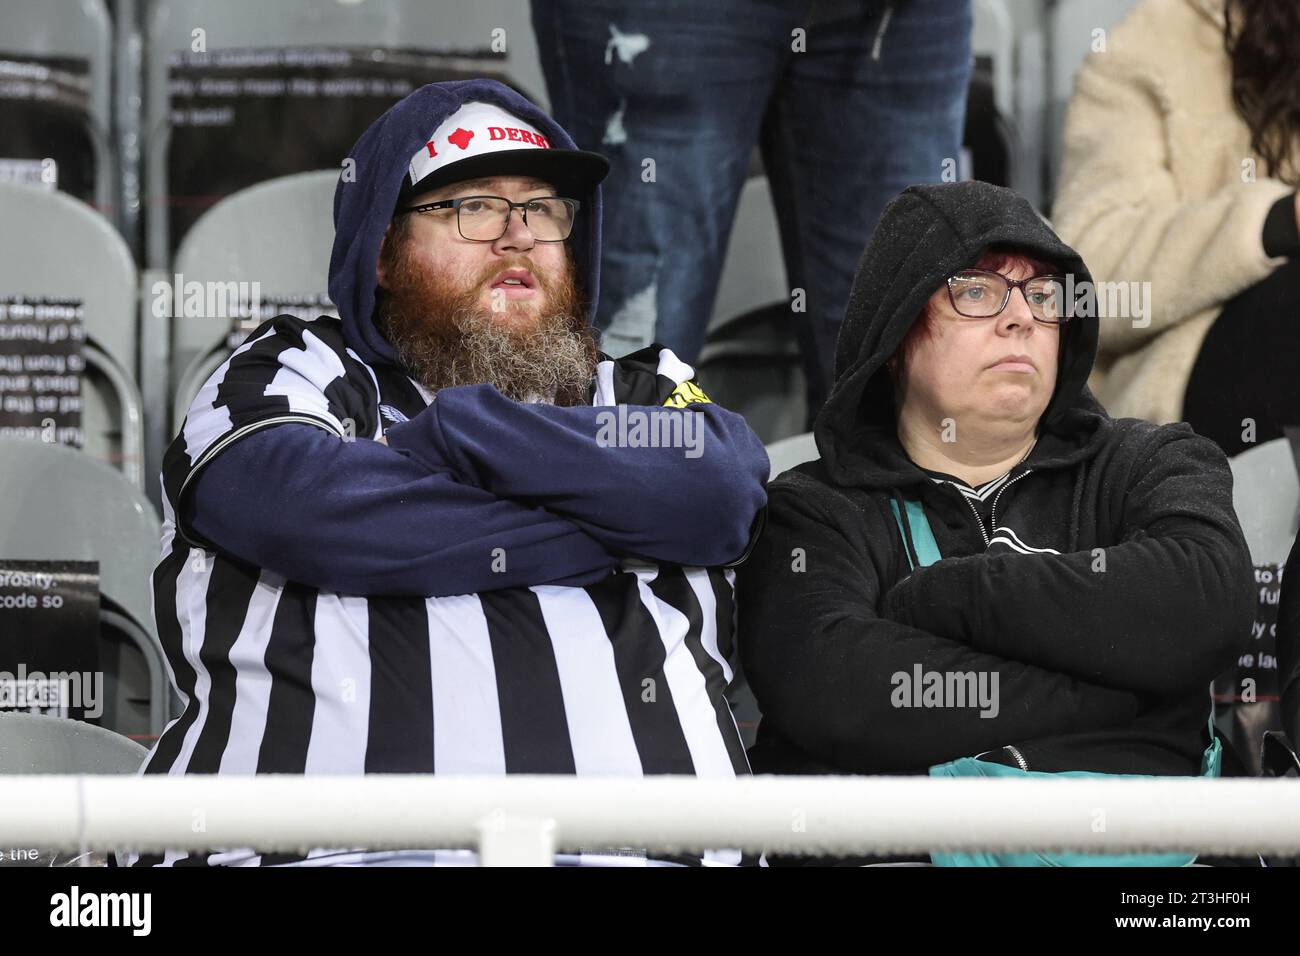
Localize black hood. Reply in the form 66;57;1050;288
814;180;1110;489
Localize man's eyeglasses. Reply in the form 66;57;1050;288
397;195;580;242
946;269;1073;324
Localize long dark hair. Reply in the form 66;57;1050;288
1224;0;1300;185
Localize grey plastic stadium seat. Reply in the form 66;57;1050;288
0;182;144;490
144;0;550;269
0;437;168;737
1229;438;1300;565
166;169;340;427
0;0;117;217
0;712;147;774
765;431;819;479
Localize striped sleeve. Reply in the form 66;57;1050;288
162;314;379;544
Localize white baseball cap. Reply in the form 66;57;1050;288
400;100;608;201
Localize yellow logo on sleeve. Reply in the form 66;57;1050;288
663;380;712;409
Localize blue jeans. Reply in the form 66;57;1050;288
531;0;972;415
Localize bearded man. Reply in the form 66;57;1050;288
129;79;768;867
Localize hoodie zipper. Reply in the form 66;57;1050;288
978;473;1034;774
1003;745;1030;771
989;470;1033;540
975;743;1030;770
947;468;1033;548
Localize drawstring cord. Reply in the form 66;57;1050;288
890;488;919;571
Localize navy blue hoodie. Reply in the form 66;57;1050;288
137;80;770;868
175;79;768;595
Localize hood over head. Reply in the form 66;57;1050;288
815;180;1109;489
328;78;608;368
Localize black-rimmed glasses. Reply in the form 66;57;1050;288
397;195;580;242
946;269;1072;324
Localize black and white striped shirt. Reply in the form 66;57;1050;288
130;315;755;866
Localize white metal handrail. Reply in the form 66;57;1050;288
2;774;1298;865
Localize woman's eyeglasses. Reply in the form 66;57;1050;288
946;269;1072;324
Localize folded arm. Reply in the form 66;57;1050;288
185;423;617;597
737;476;1142;773
384;383;770;567
884;428;1255;696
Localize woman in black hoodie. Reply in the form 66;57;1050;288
736;181;1255;863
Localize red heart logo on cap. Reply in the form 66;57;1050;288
447;128;475;150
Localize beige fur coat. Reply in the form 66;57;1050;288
1052;0;1296;424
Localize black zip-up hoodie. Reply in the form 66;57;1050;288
737;181;1255;778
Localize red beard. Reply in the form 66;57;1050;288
375;240;598;407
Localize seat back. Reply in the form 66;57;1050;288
0;712;147;774
765;431;819;479
144;0;548;267
1216;438;1300;774
169;169;338;424
0;436;159;636
0;182;143;488
0;0;116;214
1230;438;1300;565
0;437;167;736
